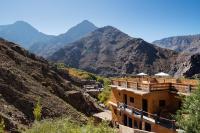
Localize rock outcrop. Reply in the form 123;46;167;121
171;53;200;78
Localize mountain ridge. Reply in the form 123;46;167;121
29;20;98;57
0;20;97;56
49;26;177;76
153;34;200;53
0;21;54;49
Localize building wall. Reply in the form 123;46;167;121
152;124;177;133
110;106;122;123
110;87;180;115
124;90;143;109
109;87;180;133
109;77;198;133
144;91;177;114
110;106;177;133
110;87;123;103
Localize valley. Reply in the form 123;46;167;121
0;19;200;133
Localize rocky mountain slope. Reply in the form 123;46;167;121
170;52;200;78
49;26;177;76
0;38;100;132
153;34;200;77
0;21;54;49
29;20;97;57
153;34;200;52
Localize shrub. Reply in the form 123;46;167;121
86;73;97;80
56;63;65;69
33;99;42;121
24;118;116;133
0;118;5;133
96;76;104;84
98;78;111;104
175;85;200;133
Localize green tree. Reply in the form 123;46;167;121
98;78;111;104
33;99;42;121
176;85;200;133
0;118;5;133
56;63;65;69
96;76;104;84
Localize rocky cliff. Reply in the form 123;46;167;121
170;53;200;78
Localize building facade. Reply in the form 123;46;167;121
109;77;198;133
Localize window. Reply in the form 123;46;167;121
130;97;134;103
159;100;166;107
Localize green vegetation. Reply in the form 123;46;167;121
55;63;112;104
66;67;97;80
67;67;112;104
66;67;112;104
55;62;66;69
98;78;111;104
0;118;5;133
176;85;200;133
33;99;42;121
24;118;116;133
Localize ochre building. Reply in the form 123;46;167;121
109;77;198;133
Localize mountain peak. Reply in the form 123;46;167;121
0;20;49;49
91;25;130;39
13;20;33;27
99;25;118;31
58;20;98;41
14;20;29;24
80;20;93;24
73;20;97;29
12;20;38;32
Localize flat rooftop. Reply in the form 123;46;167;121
110;85;150;95
93;110;112;121
111;77;198;94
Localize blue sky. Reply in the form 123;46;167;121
0;0;199;42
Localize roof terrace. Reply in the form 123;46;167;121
111;77;198;94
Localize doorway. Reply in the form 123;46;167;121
128;117;132;128
145;122;151;131
124;114;127;126
142;99;148;116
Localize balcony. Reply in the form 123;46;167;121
111;79;197;94
115;102;176;130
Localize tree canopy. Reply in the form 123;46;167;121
176;85;200;133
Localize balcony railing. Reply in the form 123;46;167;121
111;79;196;93
117;102;176;130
